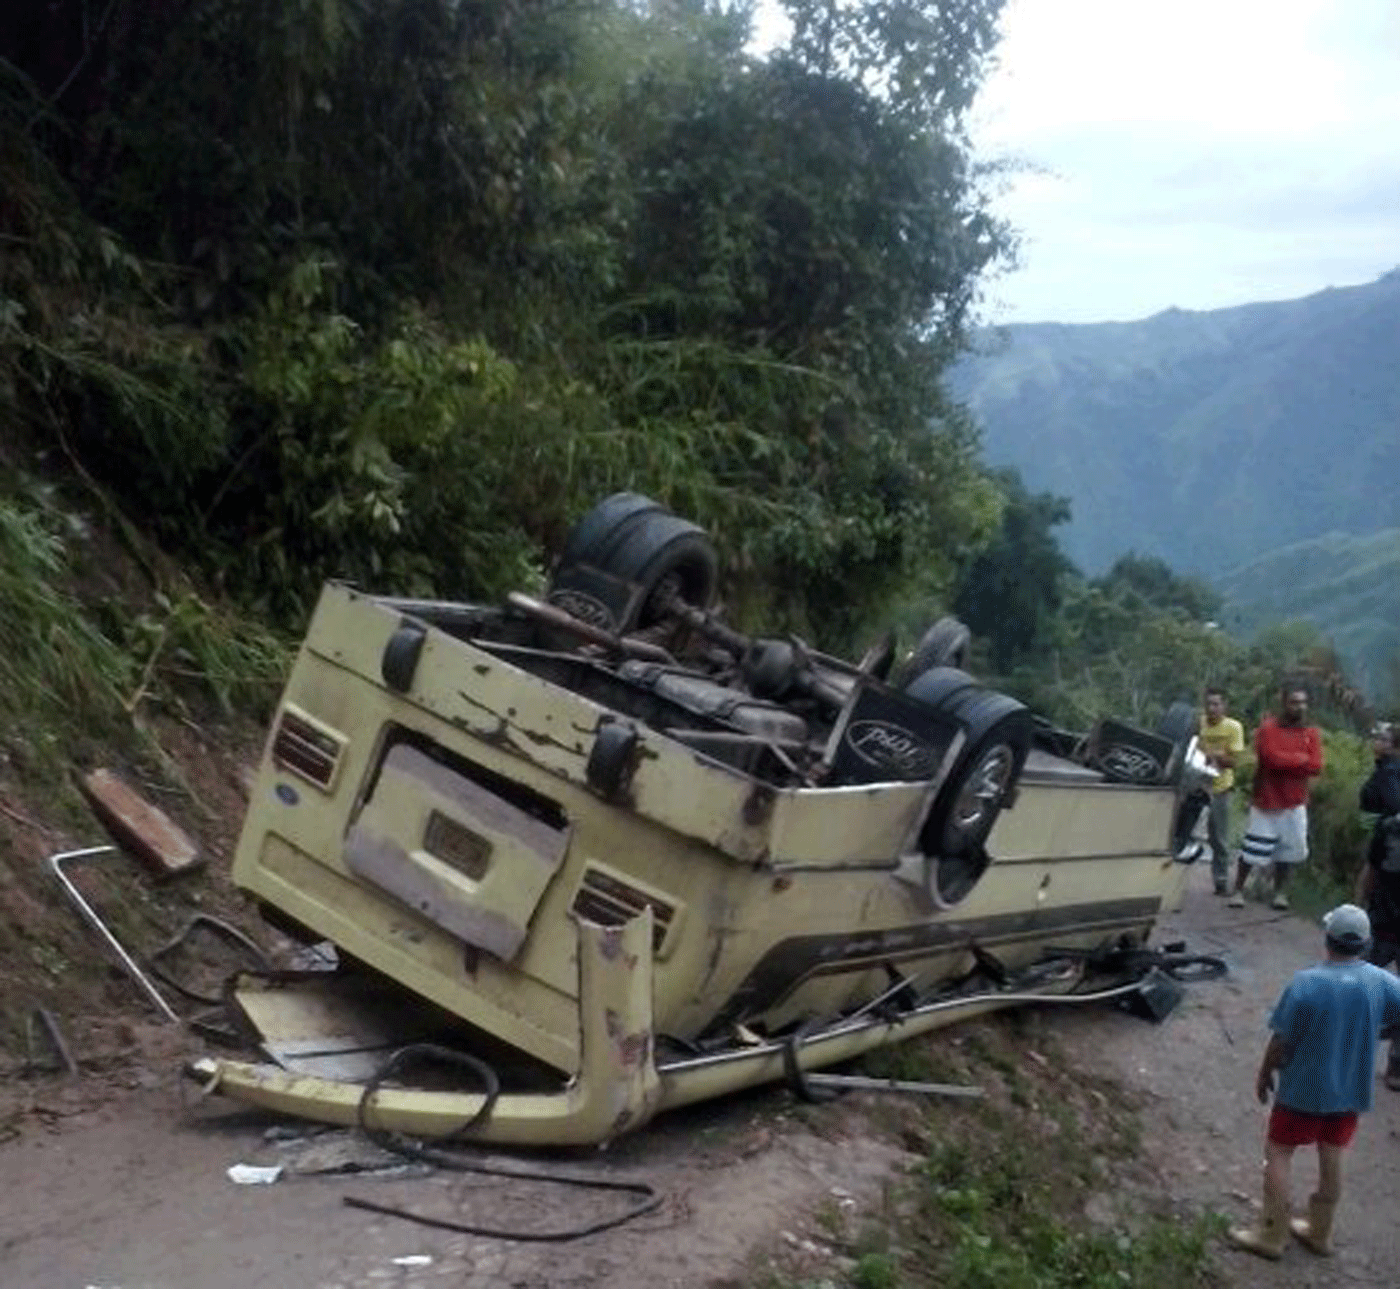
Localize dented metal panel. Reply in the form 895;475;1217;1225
189;912;661;1147
344;743;569;961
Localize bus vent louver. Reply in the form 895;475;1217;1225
572;866;674;954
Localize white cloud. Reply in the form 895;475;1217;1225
971;0;1400;322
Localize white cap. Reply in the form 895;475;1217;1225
1323;903;1371;953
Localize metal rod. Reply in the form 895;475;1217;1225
842;969;926;1023
48;845;179;1022
658;976;1149;1077
27;1005;79;1076
505;592;676;663
804;1073;983;1099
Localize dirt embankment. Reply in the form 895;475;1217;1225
0;711;266;1067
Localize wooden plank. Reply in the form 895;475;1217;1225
78;769;203;880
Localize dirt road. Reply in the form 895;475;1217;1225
1055;865;1400;1288
4;863;1399;1288
0;1028;913;1288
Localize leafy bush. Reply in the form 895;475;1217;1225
1306;729;1376;888
111;589;289;719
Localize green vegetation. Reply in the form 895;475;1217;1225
907;1138;1217;1289
951;277;1400;707
2;0;1013;650
749;1023;1221;1289
1215;529;1400;707
0;489;132;735
0;477;285;781
2;0;1388;923
0;7;1387;1274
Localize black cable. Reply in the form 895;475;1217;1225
355;1043;501;1144
782;1017;839;1103
343;1043;663;1241
342;1186;663;1242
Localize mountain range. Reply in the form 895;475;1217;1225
951;269;1400;699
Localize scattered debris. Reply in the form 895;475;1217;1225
0;797;46;831
226;1163;284;1185
270;1128;427;1179
390;1255;433;1268
802;1072;985;1099
77;768;203;880
146;914;270;1005
25;1006;79;1077
47;845;179;1022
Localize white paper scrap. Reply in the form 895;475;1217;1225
226;1162;285;1185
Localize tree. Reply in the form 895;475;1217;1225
3;0;1017;640
588;13;1014;639
951;469;1075;670
1095;553;1221;622
780;0;1006;128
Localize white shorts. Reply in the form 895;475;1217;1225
1238;805;1309;866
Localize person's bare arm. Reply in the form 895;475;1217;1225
1256;1034;1292;1104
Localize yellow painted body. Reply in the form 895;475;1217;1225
226;584;1188;1119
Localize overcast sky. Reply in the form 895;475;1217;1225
969;0;1400;323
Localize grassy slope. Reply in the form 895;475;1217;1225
0;486;275;1068
1214;527;1400;702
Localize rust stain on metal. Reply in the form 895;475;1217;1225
699;911;737;994
742;784;775;826
77;769;202;879
617;1029;651;1068
454;693;584;758
604;1008;652;1067
598;927;639;969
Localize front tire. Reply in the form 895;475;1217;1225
903;667;1033;900
894;616;972;687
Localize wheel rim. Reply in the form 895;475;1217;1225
950;743;1015;832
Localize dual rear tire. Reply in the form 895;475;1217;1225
548;493;718;634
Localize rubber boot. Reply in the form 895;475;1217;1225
1290;1194;1337;1256
1227;1188;1290;1260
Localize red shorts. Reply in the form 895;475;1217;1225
1268;1106;1359;1148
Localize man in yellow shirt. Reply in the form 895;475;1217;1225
1196;686;1247;895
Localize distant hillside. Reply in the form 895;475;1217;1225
1214;529;1400;702
952;270;1400;578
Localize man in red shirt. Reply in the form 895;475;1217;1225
1227;683;1324;911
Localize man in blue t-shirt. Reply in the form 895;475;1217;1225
1227;903;1400;1260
